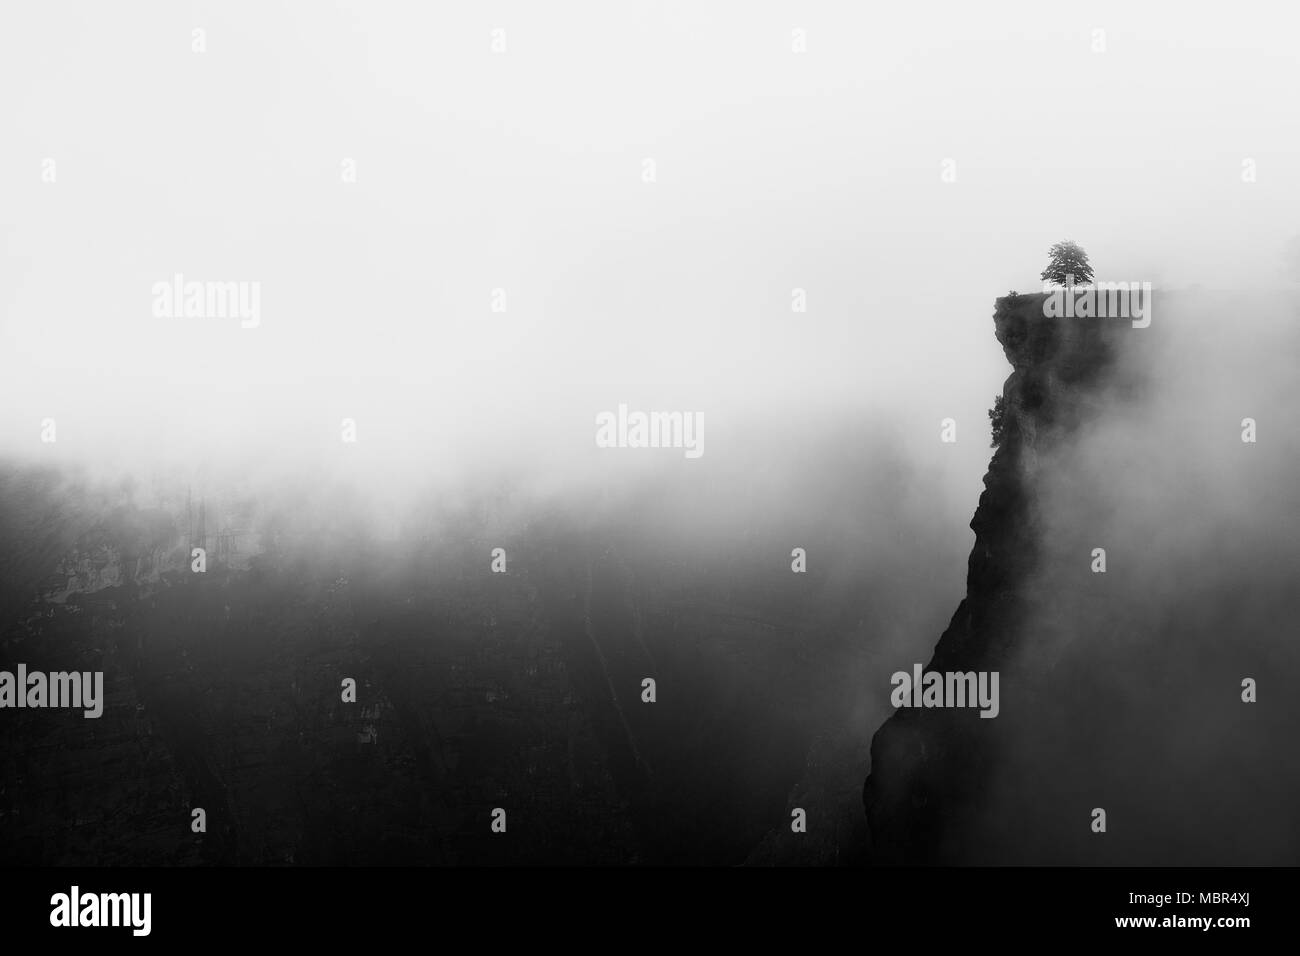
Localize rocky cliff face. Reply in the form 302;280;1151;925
862;293;1125;863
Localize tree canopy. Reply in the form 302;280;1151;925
1041;240;1094;287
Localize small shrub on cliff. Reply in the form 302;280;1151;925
988;394;1008;448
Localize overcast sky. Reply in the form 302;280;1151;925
1;1;1297;502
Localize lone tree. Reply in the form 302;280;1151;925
1041;240;1093;287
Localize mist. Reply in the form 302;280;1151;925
967;290;1300;864
2;1;1298;866
4;1;1298;493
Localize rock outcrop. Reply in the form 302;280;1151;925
863;292;1125;863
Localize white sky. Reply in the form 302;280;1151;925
1;1;1297;498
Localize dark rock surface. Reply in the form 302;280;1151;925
863;293;1125;864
